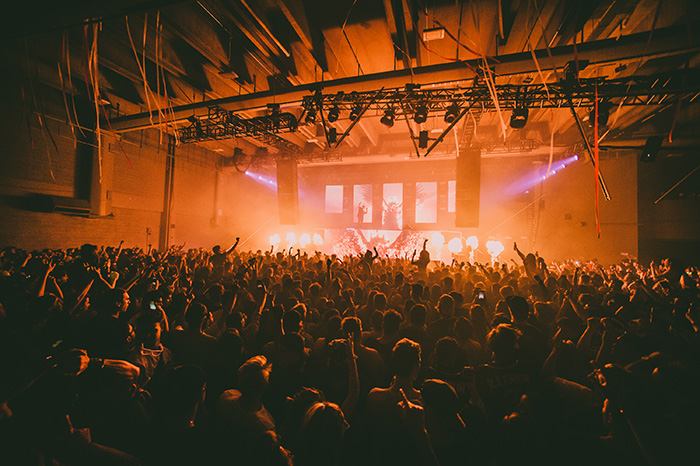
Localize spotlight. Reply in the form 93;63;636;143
380;109;395;127
328;105;340;122
349;104;361;121
414;103;428;124
305;108;317;124
444;102;460;123
510;107;529;129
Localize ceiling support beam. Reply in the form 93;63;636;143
111;21;700;132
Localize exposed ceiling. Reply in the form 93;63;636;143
5;0;700;163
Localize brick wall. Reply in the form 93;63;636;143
0;76;231;251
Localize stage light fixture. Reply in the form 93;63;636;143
510;107;529;129
349;104;361;121
380;109;395;127
305;108;317;124
589;100;611;127
328;127;338;144
328;105;340;122
414;103;428;124
444;102;460;123
418;130;429;149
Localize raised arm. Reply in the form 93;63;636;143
225;237;240;255
341;337;360;420
513;242;533;278
37;260;56;297
114;240;125;263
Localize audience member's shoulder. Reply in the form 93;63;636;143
218;388;243;404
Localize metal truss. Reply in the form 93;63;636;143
302;73;700;115
177;106;301;154
177;70;700;161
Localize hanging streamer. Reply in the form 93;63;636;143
59;33;77;147
126;15;154;126
481;58;508;142
25;38;57;181
126;15;168;129
156;11;164;145
65;30;85;138
423;14;498;62
88;23;102;182
669;95;682;143
57;63;77;148
528;41;551;100
546;109;554;177
453;126;460;158
100;103;133;169
602;0;661;143
155;15;174;144
594;79;601;238
20;82;35;150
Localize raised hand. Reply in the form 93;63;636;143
398;388;426;436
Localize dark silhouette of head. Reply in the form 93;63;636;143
392;338;421;377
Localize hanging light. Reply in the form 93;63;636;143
348;91;360;121
444;102;460;123
414;103;428;124
510;107;529;129
305;107;317;124
328;127;338;144
589;100;611;127
349;104;361;121
380;108;395;127
328;105;340;122
418;130;429;148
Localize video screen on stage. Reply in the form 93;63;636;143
415;182;437;223
382;183;403;229
448;180;456;212
354;184;372;224
325;185;344;213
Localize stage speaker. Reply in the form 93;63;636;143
276;159;299;225
640;136;662;163
455;147;481;228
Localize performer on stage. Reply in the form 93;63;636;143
357;202;368;224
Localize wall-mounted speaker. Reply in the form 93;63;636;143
276;159;299;225
455;147;481;228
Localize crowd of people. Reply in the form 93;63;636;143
0;239;698;465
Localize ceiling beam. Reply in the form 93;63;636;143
111;21;700;132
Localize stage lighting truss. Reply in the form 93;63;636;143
177;105;301;154
179;71;700;158
296;72;700;156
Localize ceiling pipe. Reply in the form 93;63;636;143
111;21;700;132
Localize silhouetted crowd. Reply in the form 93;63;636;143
1;241;699;466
